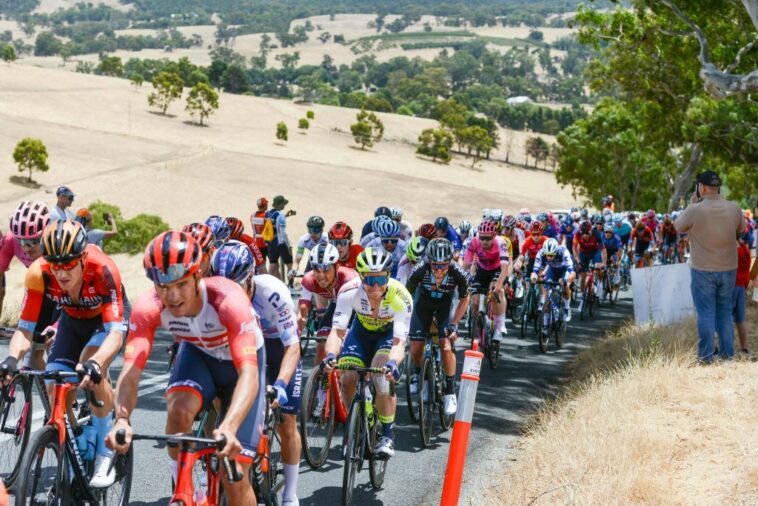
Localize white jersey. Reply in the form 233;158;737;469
396;253;415;286
360;232;377;248
366;237;408;278
332;278;413;340
460;236;472;258
399;220;413;241
251;274;299;347
296;232;328;254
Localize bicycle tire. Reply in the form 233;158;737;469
368;394;386;490
554;316;566;348
16;424;69;505
418;359;434;448
341;402;363;506
486;319;498;369
519;293;529;339
300;369;335;469
404;354;418;424
580;283;591;320
0;374;32;488
265;416;283;503
537;305;549;353
102;439;134;506
300;307;316;357
510;296;523;325
437;366;453;431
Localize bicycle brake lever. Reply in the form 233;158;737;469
222;457;243;483
85;387;105;408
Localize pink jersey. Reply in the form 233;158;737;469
0;232;34;272
299;266;359;303
464;236;510;271
124;277;263;370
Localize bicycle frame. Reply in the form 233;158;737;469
324;369;348;425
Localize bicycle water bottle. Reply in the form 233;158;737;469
74;425;97;461
364;384;375;427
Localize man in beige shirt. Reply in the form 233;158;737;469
675;170;746;362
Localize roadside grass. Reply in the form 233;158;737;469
488;303;758;505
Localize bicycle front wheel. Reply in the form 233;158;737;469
102;441;134;506
418;359;434;448
404;354;418;423
368;397;386;490
341;403;363;506
300;369;335;469
537;306;549;353
486;320;498;369
16;424;69;505
438;369;453;431
0;374;33;488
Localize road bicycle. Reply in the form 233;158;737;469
535;280;567;353
506;273;525;325
251;390;284;506
300;298;325;357
619;250;632;290
579;264;602;320
520;279;540;339
471;286;501;369
338;364;387;506
299;366;346;469
16;370;132;505
603;261;621;305
418;330;453;447
116;430;241;506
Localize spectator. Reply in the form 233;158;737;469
266;195;294;280
75;208;117;249
734;230;751;354
674;170;746;362
51;186;75;221
250;197;269;262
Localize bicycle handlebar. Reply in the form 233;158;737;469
334;364;386;375
16;369;104;408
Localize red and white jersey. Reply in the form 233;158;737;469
299;266;359;303
124;277;264;370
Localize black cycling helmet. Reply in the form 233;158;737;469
426;238;453;263
374;206;392;218
307;216;325;229
41;220;88;263
434;216;449;231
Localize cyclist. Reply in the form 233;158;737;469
462;220;510;342
107;231;265;505
601;224;623;287
613;214;633;253
658;214;679;264
406;238;469;415
366;218;407;279
517;221;548;277
205;215;232;247
417;223;436;240
396;236;428;285
531;238;574;323
390;207;413;241
1;220;129;488
329;221;363;269
211;242;302;506
631;220;655;268
640;210;658;239
292;216;328;278
360;215;392;248
226;216;266;274
0;201;54;370
573;220;607;309
457;220;473;258
537;212;558;239
298;243;359;366
321;248;412;459
559;213;577;252
360;206;392;239
182;222;216;276
433;217;462;255
502;215;523;263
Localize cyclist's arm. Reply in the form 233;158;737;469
272;293;300;385
9;262;46;360
325;286;355;357
404;262;424;295
297;280;315;332
388;284;413;365
451;266;470;327
91;264;127;369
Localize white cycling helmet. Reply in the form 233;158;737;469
543;238;559;256
356;247;393;274
309;243;339;268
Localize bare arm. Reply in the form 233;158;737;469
276;343;300;385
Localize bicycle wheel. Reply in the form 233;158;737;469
519;294;530;339
554;316;566;348
102;442;134;506
472;312;485;352
537;304;550;353
437;368;453;431
16;424;69;505
404;354;418;423
0;375;32;488
368;400;386;490
510;294;523;325
300;369;335;469
580;284;591;320
300;308;316;357
341;402;363;506
418;359;434;448
486;320;498;369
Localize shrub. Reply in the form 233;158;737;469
87;200;169;255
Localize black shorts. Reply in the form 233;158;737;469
264;339;302;415
316;301;336;339
472;267;501;294
409;297;452;342
267;242;293;264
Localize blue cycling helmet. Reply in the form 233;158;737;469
376;218;400;238
210;240;254;284
562;214;573;227
371;215;392;234
205;215;231;244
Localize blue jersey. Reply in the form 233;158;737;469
543;224;558;239
533;245;574;272
443;226;462;252
560;223;576;250
614;220;633;240
602;234;623;256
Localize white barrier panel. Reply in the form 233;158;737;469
631;263;695;326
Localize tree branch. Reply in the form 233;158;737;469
725;35;758;73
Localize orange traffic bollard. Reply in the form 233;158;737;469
440;346;483;506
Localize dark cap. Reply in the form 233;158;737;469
272;195;288;208
697;170;721;187
56;186;75;198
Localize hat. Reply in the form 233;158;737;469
76;208;92;219
257;197;268;208
697;170;721;187
56;186;75;198
272;195;288;208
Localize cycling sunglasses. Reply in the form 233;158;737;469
308;227;323;235
48;258;80;271
330;239;349;247
17;238;39;248
431;262;449;271
312;263;334;272
381;238;399;245
479;235;494;241
362;275;389;287
213;238;226;249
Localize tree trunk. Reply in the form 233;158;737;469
28;167;32;183
668;143;703;211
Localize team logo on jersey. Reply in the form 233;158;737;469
242;346;256;356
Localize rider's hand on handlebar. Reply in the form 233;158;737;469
106;419;133;454
76;359;102;390
530;272;538;283
213;426;242;459
320;353;336;373
0;356;18;386
270;379;288;408
384;360;401;383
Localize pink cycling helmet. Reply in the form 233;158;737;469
478;220;498;236
10;201;50;239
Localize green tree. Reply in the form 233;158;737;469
298;118;310;132
185;82;219;126
276;121;288;142
350;109;384;149
13;137;50;183
96;55;123;77
457;126;494;168
417;127;454;163
148;71;184;115
306;110;315;120
34;31;62;56
130;73;144;87
2;44;16;63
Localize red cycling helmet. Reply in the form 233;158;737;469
646;209;656;219
181;223;214;254
530;221;544;234
579;221;592;234
225;217;244;240
477;220;497;236
329;221;353;241
417;223;436;239
144;231;201;284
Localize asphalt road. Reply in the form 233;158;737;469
1;289;633;505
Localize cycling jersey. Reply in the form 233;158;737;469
336;244;363;270
464;236;510;271
543;223;558;239
124;277;263;370
360;232;377;248
366;237;407;279
631;226;654;246
395;254;416;286
406;259;469;301
251;274;298;347
0;232;34;272
614;220;633;239
460;236;472;259
507;228;525;261
442;226;462;252
533;245;574;272
332;278;412;340
299;266;359;303
520;235;548;260
574;230;605;254
19;245;126;334
296;233;328;256
559;223;576;251
660;223;678;242
602;234;623;258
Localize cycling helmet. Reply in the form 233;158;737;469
10;201;50;239
458;220;472;234
543;238;559;256
478;220;497;236
41;220;87;263
307;216;325;230
663;213;672;223
356;247;393;274
329;221;353;241
144;231;201;284
225;217;244;240
535;212;548;224
405;236;429;262
210;240;254;284
309;243;339;267
205;215;231;243
417;223;436;239
579;221;592;234
646;209;656;219
434;217;449;231
530;221;544;234
590;214;602;225
182;223;215;253
656;213;663;221
482;208;491;219
627;212;637;220
580;208;589;218
371;215;391;234
522;214;533;224
502;215;517;229
390;207;403;220
376;218;400;238
489;209;504;223
374;206;392;218
614;216;623;225
604;223;614;233
519;207;530;215
562;214;573;227
426;238;453;263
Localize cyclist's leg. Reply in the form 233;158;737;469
368;330;396;447
486;269;506;337
336;322;369;406
434;301;456;392
313;297;333;366
409;297;433;370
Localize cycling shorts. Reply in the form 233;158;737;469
167;342;265;462
409;296;452;342
264;339;302;415
316;302;335;339
472;267;501;294
634;241;651;258
267;243;293;265
338;321;393;368
619;234;630;245
545;266;570;284
576;251;598;273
